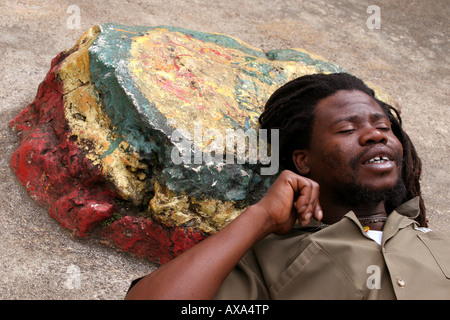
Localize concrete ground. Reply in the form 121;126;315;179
0;0;448;299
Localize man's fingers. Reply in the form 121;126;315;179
292;177;321;226
262;170;322;234
314;202;323;222
294;180;319;213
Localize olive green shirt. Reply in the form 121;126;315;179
214;197;450;300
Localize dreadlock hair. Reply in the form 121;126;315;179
259;73;427;227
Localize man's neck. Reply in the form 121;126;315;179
320;196;388;226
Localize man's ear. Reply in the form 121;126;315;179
292;150;310;175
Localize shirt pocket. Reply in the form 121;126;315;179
269;241;363;299
418;233;450;279
269;241;321;295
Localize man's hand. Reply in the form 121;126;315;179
252;170;323;235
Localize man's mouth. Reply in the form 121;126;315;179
360;150;398;175
359;146;396;165
355;146;402;176
350;146;402;175
364;156;391;164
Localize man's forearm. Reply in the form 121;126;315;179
125;204;272;300
125;171;322;299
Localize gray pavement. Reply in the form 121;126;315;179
0;0;448;299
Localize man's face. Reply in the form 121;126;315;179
303;90;404;203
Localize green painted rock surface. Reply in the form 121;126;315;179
85;23;345;233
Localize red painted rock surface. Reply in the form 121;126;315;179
9;28;207;264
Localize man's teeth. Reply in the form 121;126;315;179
367;156;390;164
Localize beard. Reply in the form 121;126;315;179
335;176;407;213
335;144;407;212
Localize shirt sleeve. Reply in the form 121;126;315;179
214;249;270;300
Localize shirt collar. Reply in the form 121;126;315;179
301;197;421;233
391;196;420;219
341;197;421;243
341;196;420;222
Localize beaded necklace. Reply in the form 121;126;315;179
320;217;387;232
359;217;388;232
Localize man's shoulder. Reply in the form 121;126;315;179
257;227;314;246
250;228;314;261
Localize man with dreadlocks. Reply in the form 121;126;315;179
126;73;450;300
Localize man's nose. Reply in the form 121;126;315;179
359;126;388;145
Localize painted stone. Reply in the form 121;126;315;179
9;23;395;263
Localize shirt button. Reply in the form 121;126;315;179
396;277;406;288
